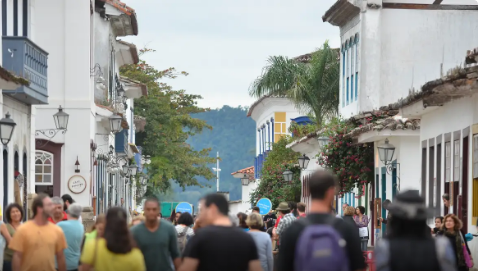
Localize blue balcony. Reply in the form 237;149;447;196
2;36;48;104
115;130;129;155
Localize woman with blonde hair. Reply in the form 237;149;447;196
343;206;356;228
247;213;273;271
438;214;473;270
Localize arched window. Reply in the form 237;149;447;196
350;37;355;101
35;151;53;184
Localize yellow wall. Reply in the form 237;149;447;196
274;112;287;142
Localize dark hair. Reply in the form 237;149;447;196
357;206;366;215
5;203;24;223
252;206;260;212
31;193;49;218
144;197;160;208
280;209;291;215
237;212;248;229
442;194;450;201
297;203;306;212
177;212;194;226
159;213;162;218
61;194;74;211
176;212;182;215
435;216;444;223
203;193;229;216
309;170;337;200
104;207;135;254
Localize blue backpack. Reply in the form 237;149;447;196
294;217;349;271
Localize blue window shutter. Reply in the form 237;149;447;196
346;78;349;105
351;74;354;101
355;72;358;100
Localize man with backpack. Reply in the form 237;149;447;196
277;170;366;271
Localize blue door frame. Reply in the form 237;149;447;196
381;167;387;235
392;160;397;199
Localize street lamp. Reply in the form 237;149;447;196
0;112;16;145
141;155;151;165
129;165;138;176
109;114;123;134
241;174;249;186
317;135;330;150
53;106;69;130
122;164;129;174
377;138;395;166
298;154;310;170
283;170;293;182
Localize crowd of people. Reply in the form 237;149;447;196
0;170;474;271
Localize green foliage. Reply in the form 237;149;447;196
120;48;215;191
317;117;374;194
250;136;301;208
249;41;340;126
288;122;318;138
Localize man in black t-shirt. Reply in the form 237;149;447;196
263;210;277;229
278;170;366;271
179;193;262;271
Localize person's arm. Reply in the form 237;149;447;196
12;251;22;271
1;223;12;243
266;236;274;271
248;260;263;271
178;233;200;271
168;226;181;270
355;216;368;228
56;250;67;271
276;219;285;236
178;258;199;271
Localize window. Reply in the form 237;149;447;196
351;39;354;99
453;140;460;182
342;45;345;108
355;33;359;101
35;151;53;184
274;112;287;142
445;142;451;182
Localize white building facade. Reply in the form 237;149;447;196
1;0;49;218
32;0;145;216
323;0;478;243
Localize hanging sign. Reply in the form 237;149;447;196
257;198;272;215
68;175;87;194
175;202;193;214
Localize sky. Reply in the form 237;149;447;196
123;0;340;109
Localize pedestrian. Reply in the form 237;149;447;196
432;216;444;236
61;194;82;224
354;206;369;251
375;190;457;271
443;194;451;214
131;197;181;271
130;214;144;227
343;206;357;229
297;203;306;218
246;213;273;271
379;199;392;236
275;202;297;249
263;210;277;230
9;193;68;271
237;212;249;231
179;193;262;271
3;203;23;271
57;204;84;271
339;203;348;218
49;196;68;224
277;170;366;271
79;207;145;271
175;212;195;255
437;214;473;271
252;206;260;214
288;202;298;218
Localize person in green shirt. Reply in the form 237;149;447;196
131;197;181;271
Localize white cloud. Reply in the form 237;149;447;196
123;0;340;108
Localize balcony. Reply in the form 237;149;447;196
2;36;48;104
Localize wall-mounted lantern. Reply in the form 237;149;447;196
75;156;80;173
0;112;16;146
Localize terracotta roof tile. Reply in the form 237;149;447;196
100;0;138;35
345;117;421;138
231;166;254;175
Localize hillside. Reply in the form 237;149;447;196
155;106;256;208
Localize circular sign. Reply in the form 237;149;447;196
175;202;193;214
67;175;87;194
256;198;272;215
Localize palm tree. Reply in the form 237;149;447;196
249;41;340;126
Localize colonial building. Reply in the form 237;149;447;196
323;0;478;242
230;166;254;214
32;0;146;217
1;0;50;218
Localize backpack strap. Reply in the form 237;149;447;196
435;236;458;271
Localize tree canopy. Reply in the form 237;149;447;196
249;41;339;126
120;48;215;192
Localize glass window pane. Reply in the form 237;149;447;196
35;159;42;165
44;165;52;174
35;165;43;174
43;175;52;183
35;175;42;183
44;159;52;165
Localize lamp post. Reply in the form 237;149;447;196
377;138;395;166
0;112;16;146
129;165;138;176
35;106;70;143
283;170;293;182
317;135;330;151
298;154;310;170
241;174;249;186
141;155;151;165
109;114;123;134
